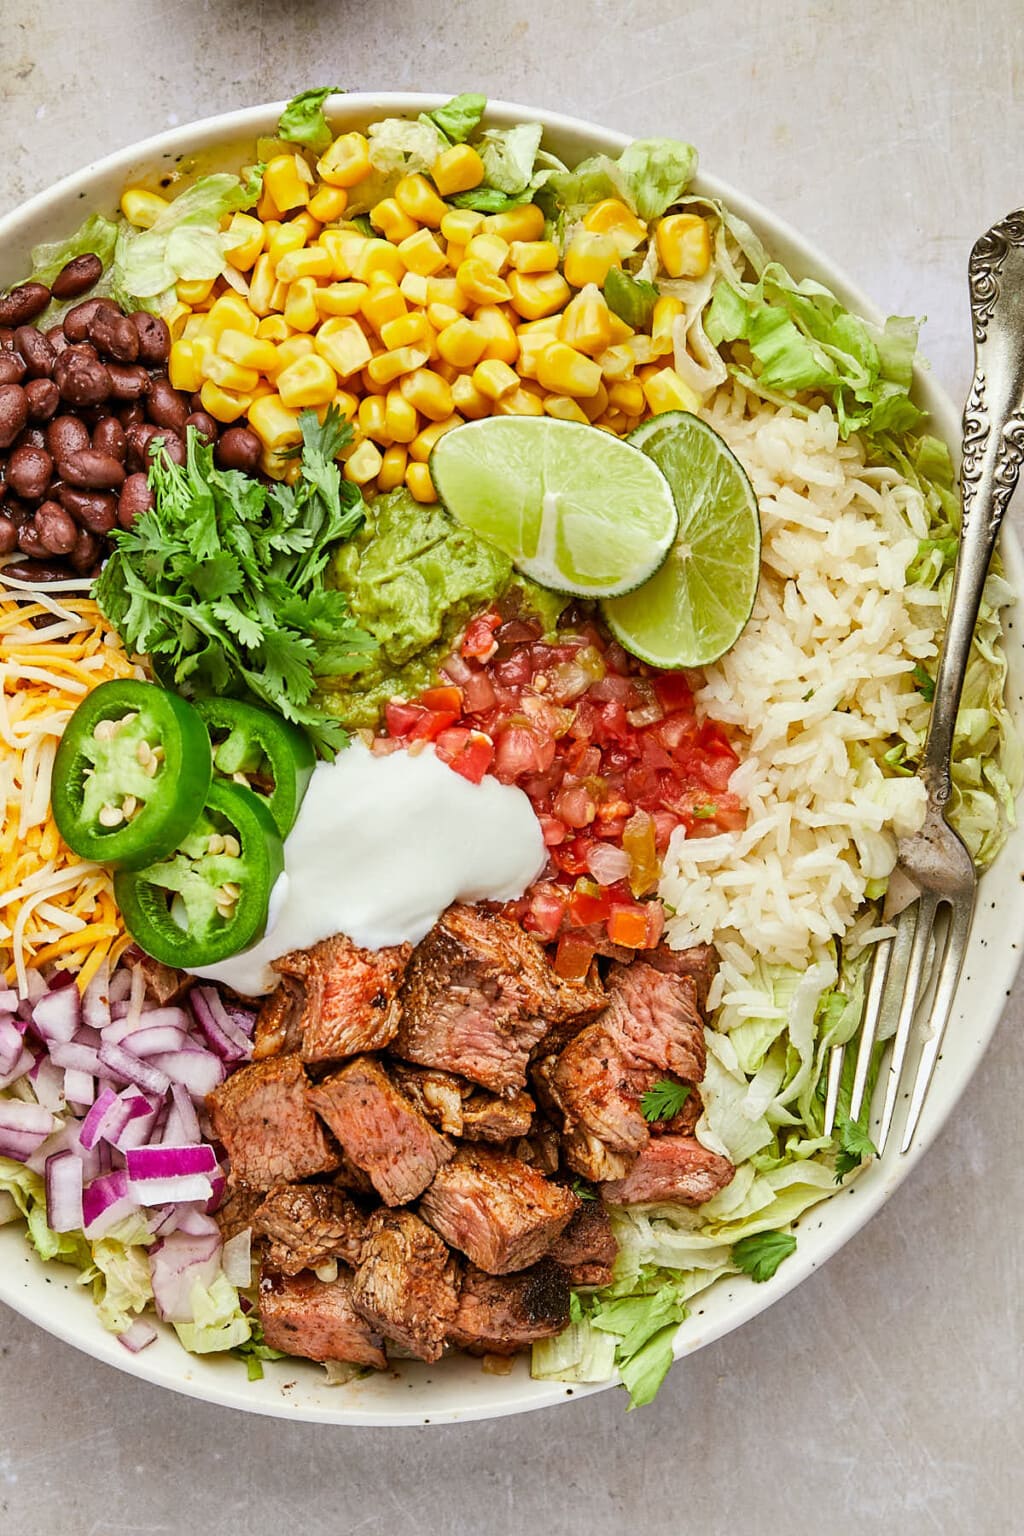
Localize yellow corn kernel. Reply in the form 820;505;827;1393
310;316;371;379
606;312;635;346
176;276;217;306
267;222;306;270
409;414;463;462
537;341;603;399
451;374;491;420
256;182;282;222
445;242;467;270
168;339;201;393
597;344;635;381
494;386;546;417
370;198;419;244
563;232;621;289
246;254;277;318
264;153;311;213
395;174;448;229
425;276;469;312
379;311;433;351
318;227;366;278
360;278;407;333
315;281;369;317
432;358;459;384
400;368;454;422
471;358;519;401
199;379;253;423
283;277;320;333
248;393;304;450
559;287;613;356
426;301;462;332
202;353;260;392
468;305;517;365
217;328;279;373
361;365;389;397
344;439;384;486
158;302;189;343
456;259;512;306
275;334;316;370
224;212;265;272
120;188;170;229
655;213;711;278
333;389;360;420
257;314;291;341
317;132;372;188
488;203;545;243
405;461;436;502
399;271;431;306
580;381;610;421
378;443;408;491
508;239;559;274
431;144;485;197
641;366;702;414
275;246;333;283
516;324;562;380
181;314;206;342
291;211;322;244
608;379;645;416
201;293;259;341
352;239;405;284
440;208;485;244
435;317;486;369
307;184;349;223
384;389;419;443
191;332;217;373
357;393;391;444
465;233;510;274
543;393;589;424
652;295;684;355
260;447;300;482
507;270;571;321
365;346;429;387
626;333;659;366
276;352;338;408
582;198;647;254
398;228;447;278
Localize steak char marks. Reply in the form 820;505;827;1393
253;1183;367;1274
448;1260;570;1355
419;1145;579;1275
274;933;411;1063
308;1056;453;1205
259;1270;387;1368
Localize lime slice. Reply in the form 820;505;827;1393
601;411;761;668
429;417;678;597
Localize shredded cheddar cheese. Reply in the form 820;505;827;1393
0;575;146;996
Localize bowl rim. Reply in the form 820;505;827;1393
1;91;1020;1427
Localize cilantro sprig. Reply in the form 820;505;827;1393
833;1112;879;1182
731;1229;797;1283
640;1079;691;1123
96;409;376;756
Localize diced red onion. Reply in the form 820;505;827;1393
110;1091;161;1153
117;1318;157;1353
0;1047;33;1091
149;1230;221;1322
221;1228;252;1288
63;1068;96;1107
97;1040;171;1097
45;1149;84;1232
79;1086;127;1151
129;1173;214;1207
31;986;81;1043
81;961;111;1031
82;1169;137;1237
0;989;19;1013
127;1144;217;1181
223;1005;256;1039
204;1173;226;1215
0;1099;57;1161
148;1050;224;1099
23;970;47;1005
162;1082;201;1146
586;842;633;886
0;1016;24;1076
112;1022;188;1057
28;1055;66;1112
107;969;133;1006
49;1039;102;1075
441;652;473;685
190;988;250;1062
174;1207;220;1238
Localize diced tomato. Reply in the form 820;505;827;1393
409;709;459;742
434;727;494;784
493;723;553;782
652;673;695;712
385;699;427;737
554;931;598;982
523;884;568;940
537;813;567;847
419;685;463;713
607;903;650;948
461;611;502;661
554;835;598;877
568;880;612;927
553;783;597;829
461;671;498;714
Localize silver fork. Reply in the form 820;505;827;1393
824;209;1024;1157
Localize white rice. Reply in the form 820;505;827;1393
660;384;942;1006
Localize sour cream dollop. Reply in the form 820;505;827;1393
189;739;546;996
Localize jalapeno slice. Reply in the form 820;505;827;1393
51;680;212;871
113;780;284;968
194;698;315;837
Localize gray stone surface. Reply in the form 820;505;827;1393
0;2;1022;1532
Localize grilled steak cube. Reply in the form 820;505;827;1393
602;964;706;1084
548;1200;618;1287
208;1054;340;1190
600;1136;735;1205
308;1056;454;1205
394;904;605;1094
643;942;718;1011
351;1208;459;1363
390;1063;467;1135
513;1116;562;1175
213;1177;265;1242
252;976;303;1061
259;1269;386;1368
461;1088;534;1142
448;1260;570;1356
419;1146;579;1274
254;1183;367;1274
274;932;412;1063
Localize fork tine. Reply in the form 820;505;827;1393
848;929;897;1123
822;1042;844;1136
899;896;974;1154
876;892;939;1155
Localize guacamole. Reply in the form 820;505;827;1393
324;490;511;727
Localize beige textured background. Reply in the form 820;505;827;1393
1;3;1022;1533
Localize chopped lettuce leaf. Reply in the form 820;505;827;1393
113;169;263;310
173;1272;251;1354
29;212;119;289
477;122;544;196
603;267;658;329
543;137;697;226
367;116;444;177
86;1227;155;1333
0;1155;90;1267
277;87;343;155
424;93;487;144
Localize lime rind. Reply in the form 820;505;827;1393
601;411;761;669
429;417;679;598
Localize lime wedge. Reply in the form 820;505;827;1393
429;417;678;597
601;411;761;668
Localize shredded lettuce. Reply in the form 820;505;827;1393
423;93;487;144
112;168;263;311
173;1273;252;1354
277;87;343;155
542;138;697;228
29;212;119;289
82;1216;155;1334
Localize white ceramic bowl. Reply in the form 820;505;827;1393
1;94;1021;1426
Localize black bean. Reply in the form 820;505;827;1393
153;429;185;467
17;522;51;559
34;499;78;555
125;422;163;472
51;253;104;301
117;472;155;529
45;413;91;460
0;352;27;386
215;426;261;472
24;378;60;421
5;557;73;581
0;384;29;449
2;497;31;527
0;514;18;553
44;324;70;359
0;327;15;351
18;427;47;450
58;447;126;490
185;410;218;444
0;282;51;328
56;484;117;533
117;400;146;430
106;362;150;401
6;444;54;500
93;416;126;462
13;325;56;379
145;377;188;432
69;528;101;573
63;297;119;344
54;352;111;407
130;311;171;366
87;309;139;363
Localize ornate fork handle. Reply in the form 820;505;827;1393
920;211;1024;807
